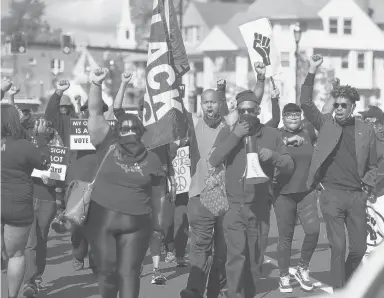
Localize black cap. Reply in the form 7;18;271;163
236;90;261;105
283;103;301;114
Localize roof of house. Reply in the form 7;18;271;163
193;1;249;28
370;0;384;24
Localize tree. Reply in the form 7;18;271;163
1;0;61;43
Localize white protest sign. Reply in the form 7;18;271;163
171;146;191;194
32;146;69;181
239;18;282;78
70;119;116;150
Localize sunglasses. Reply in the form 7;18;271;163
333;103;348;109
238;107;256;115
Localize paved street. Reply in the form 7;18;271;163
4;209;334;298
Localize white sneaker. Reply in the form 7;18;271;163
279;275;293;293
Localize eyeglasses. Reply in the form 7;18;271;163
238;107;256;114
283;112;301;119
333;103;348;109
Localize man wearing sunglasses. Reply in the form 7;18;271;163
208;62;294;298
300;55;378;290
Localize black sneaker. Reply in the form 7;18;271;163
294;267;314;291
279;275;293;293
22;283;38;297
151;268;166;285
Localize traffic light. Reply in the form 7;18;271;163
11;32;27;54
61;33;73;54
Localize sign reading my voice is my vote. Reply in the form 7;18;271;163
70;119;116;150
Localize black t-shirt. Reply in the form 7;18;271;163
91;129;165;215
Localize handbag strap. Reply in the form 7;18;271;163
91;144;116;184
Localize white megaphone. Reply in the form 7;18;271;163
244;136;269;184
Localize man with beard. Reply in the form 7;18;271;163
208;62;294;298
300;55;378;290
180;87;229;298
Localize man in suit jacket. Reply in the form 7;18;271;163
300;55;378;290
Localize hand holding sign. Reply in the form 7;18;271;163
57;80;70;91
91;68;108;85
253;33;271;66
121;72;133;83
254;62;266;78
8;86;20;96
35;118;50;135
271;87;280;100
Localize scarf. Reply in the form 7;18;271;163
335;116;355;127
117;135;148;167
203;114;222;129
373;123;384;142
239;114;262;136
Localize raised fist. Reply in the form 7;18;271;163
56;80;70;91
2;77;13;92
8;86;20;96
271;87;280;100
331;78;340;89
254;62;266;77
91;68;108;85
310;55;323;69
34;118;50;135
253;33;271;66
121;72;132;83
217;79;226;88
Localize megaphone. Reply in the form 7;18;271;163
244;136;269;184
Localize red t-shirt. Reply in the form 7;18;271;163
91;129;164;215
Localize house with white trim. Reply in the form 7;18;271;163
183;0;384;121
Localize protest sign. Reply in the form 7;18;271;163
171;146;191;194
70;119;116;150
239;18;282;78
32;146;69;181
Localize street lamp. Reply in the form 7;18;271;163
293;22;302;104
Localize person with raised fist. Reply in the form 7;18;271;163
300;54;378;290
83;68;165;298
1;112;51;298
1;77;13;100
208;63;294;298
45;80;75;148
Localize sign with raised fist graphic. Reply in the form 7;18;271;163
239;18;282;78
253;33;271;66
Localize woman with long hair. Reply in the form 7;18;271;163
1;104;51;298
84;68;165;298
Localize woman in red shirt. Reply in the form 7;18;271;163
1;105;51;298
84;68;165;298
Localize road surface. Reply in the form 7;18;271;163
4;209;335;298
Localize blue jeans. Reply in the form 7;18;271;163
24;198;57;284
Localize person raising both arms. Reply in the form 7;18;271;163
84;68;166;298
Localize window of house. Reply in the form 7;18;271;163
357;53;365;69
51;59;64;74
281;52;290;67
344;19;352;35
329;18;338;34
222;56;236;72
341;54;349;69
183;26;200;43
28;57;36;65
126;30;130;39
